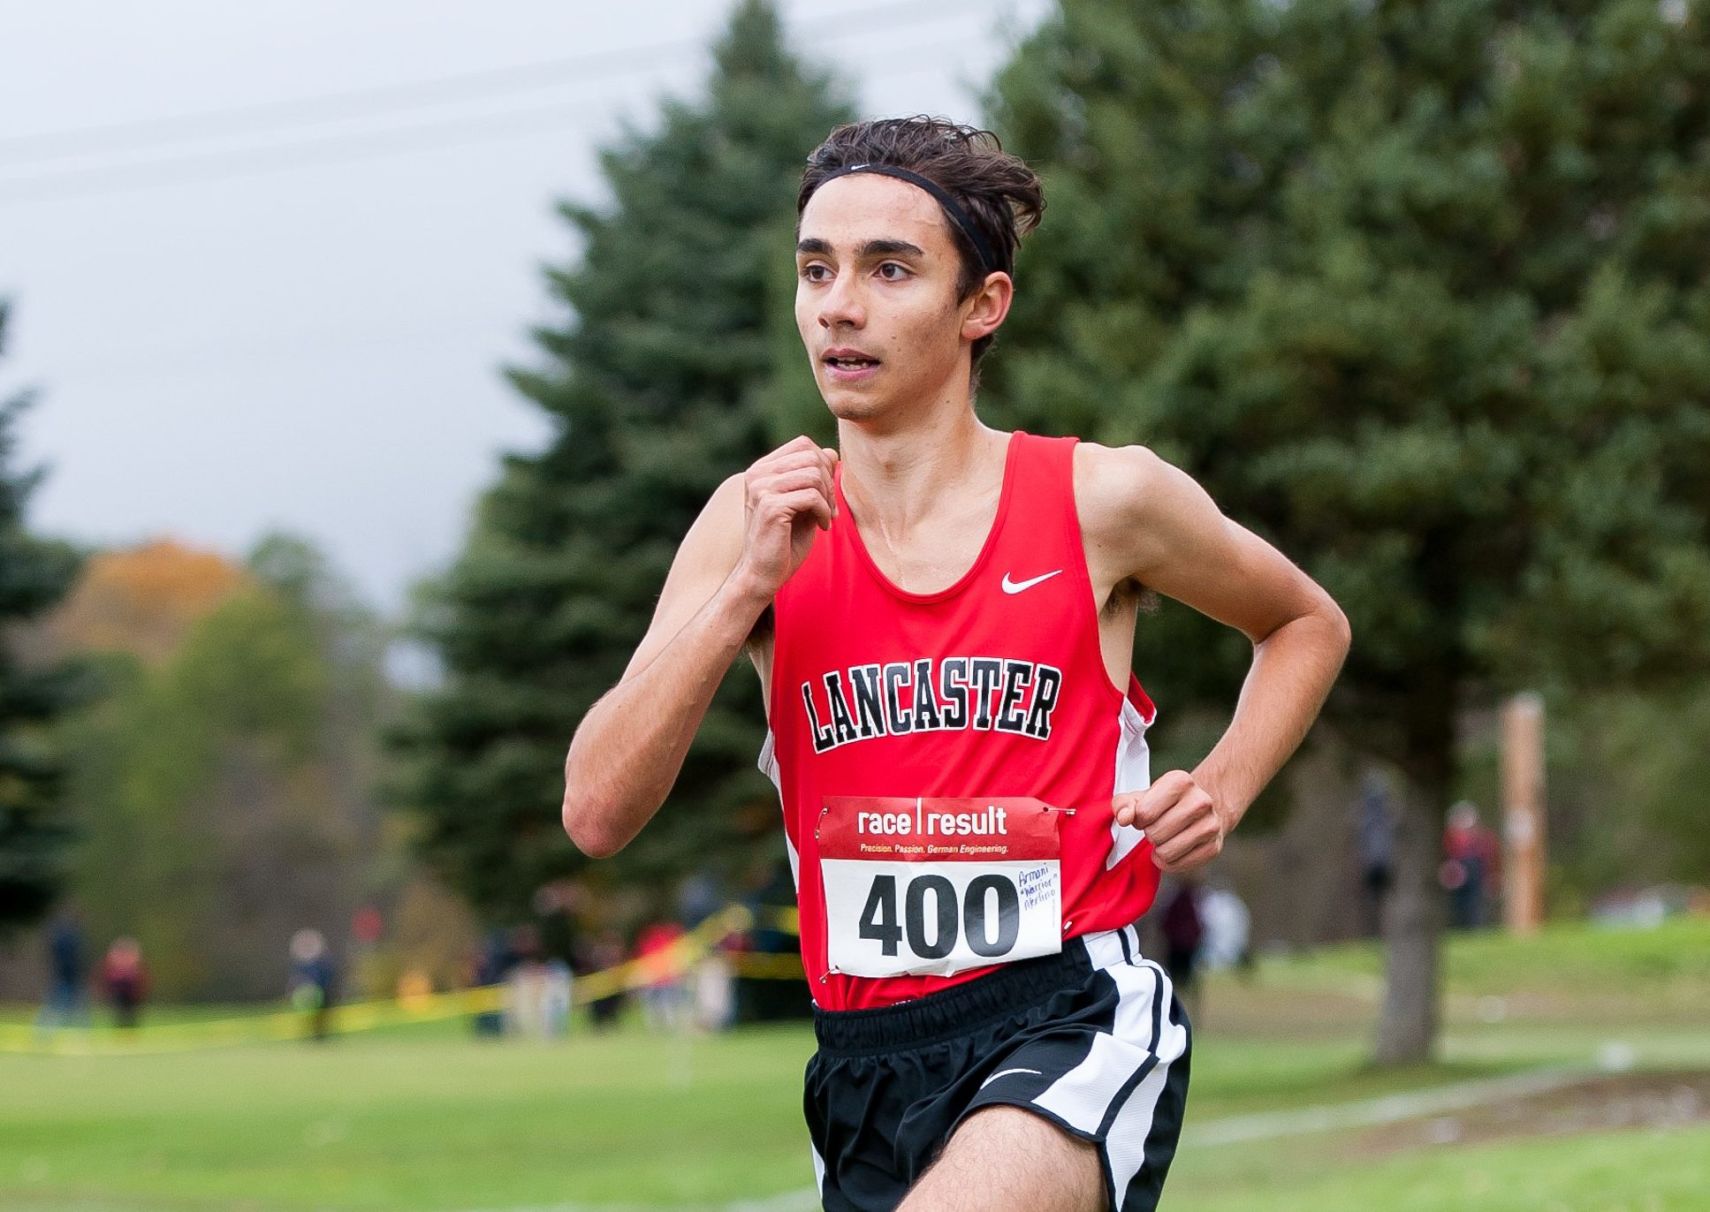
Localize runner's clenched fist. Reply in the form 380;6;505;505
734;435;839;598
1113;771;1228;873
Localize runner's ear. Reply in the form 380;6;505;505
960;272;1012;344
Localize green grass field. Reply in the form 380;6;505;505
3;917;1707;1210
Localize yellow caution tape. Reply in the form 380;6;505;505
0;902;803;1056
726;952;806;980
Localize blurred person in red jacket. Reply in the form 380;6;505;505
635;920;688;1031
1442;800;1501;929
101;937;149;1029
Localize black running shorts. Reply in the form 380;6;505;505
804;924;1192;1211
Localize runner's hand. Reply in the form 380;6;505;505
734;436;839;598
1113;771;1228;873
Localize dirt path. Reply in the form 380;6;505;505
1344;1069;1710;1157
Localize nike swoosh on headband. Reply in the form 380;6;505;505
817;162;1000;275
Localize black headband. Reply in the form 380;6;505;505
817;162;1001;277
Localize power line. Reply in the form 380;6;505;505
0;36;992;206
0;101;661;205
0;54;997;382
32;324;523;385
0;0;993;170
0;43;698;168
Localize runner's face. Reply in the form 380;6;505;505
795;175;980;423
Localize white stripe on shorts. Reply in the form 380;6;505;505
1105;963;1189;1195
1029;927;1187;1200
809;1140;826;1197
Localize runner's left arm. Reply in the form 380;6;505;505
1084;444;1351;873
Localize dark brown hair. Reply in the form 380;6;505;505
798;116;1045;367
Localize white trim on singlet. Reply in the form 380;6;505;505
758;729;799;890
759;727;781;791
1105;695;1154;869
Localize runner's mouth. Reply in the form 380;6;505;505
823;351;880;370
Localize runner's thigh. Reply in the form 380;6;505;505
898;1104;1104;1211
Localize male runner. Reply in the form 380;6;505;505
563;117;1350;1211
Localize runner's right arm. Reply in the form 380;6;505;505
561;436;838;857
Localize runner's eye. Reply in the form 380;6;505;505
799;263;832;283
876;262;910;281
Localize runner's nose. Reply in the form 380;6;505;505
818;270;866;331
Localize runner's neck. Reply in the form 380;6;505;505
836;414;1010;544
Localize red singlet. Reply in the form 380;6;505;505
761;431;1161;1010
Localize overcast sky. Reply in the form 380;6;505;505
1;0;1051;622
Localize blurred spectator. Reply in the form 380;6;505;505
35;911;89;1034
693;944;735;1032
101;937;150;1030
532;881;581;983
349;904;385;1000
1357;770;1397;936
677;872;733;1031
636;919;689;1032
582;930;627;1031
736;858;812;1023
1160;877;1205;1020
499;922;572;1039
541;956;573;1037
1198;885;1251;975
678;873;721;929
288;928;339;1041
1442;801;1501;929
503;924;548;1038
499;921;573;1040
470;928;513;1038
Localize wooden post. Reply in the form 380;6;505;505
1501;692;1546;934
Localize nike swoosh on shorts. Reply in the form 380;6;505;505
979;1067;1044;1089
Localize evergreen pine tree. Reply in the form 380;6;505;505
0;300;91;933
387;1;852;921
988;0;1710;1062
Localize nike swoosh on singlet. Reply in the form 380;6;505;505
1001;570;1062;594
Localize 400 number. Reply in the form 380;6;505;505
857;873;1020;960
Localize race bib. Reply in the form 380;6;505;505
817;796;1066;979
